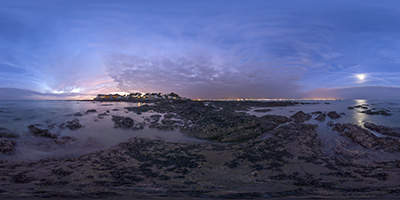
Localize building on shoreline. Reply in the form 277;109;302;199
94;92;186;101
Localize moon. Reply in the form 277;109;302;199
357;74;365;81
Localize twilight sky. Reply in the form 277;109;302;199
1;0;400;100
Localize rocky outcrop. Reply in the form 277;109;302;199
360;109;391;116
314;113;326;122
364;122;400;137
0;132;19;138
28;125;58;138
0;139;16;154
260;115;291;124
60;119;83;130
290;111;311;123
327;111;341;119
111;116;144;130
330;123;400;151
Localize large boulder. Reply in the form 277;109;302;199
290;111;311;123
327;111;341;119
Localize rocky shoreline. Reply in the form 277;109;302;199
1;100;400;199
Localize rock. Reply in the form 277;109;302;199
327;111;341;119
112;109;119;111
360;109;391;116
73;112;83;116
364;122;400;137
164;113;176;119
260;115;291;124
65;119;83;130
161;119;181;126
348;107;354;109
98;112;109;119
253;109;272;113
111;116;134;129
0;132;19;138
86;109;97;114
0;138;16;154
28;125;58;138
331;123;400;151
54;136;77;145
146;114;162;123
314;113;326;122
327;121;334;127
290;111;312;123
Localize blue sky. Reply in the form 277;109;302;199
1;0;400;99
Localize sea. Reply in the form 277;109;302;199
1;99;400;161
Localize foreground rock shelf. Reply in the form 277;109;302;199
1;100;400;199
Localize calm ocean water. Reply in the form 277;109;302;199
1;99;400;161
0;100;202;160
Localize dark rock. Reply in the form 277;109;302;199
327;111;341;119
146;114;161;123
101;104;113;106
290;111;312;123
364;122;400;137
28;125;58;138
161;119;181;126
0;132;19;138
54;136;77;145
348;107;354;109
73;112;83;116
85;109;97;114
260;115;291;124
331;123;400;151
314;113;326;122
111;116;134;129
65;119;83;130
0;138;16;154
112;109;119;111
98;112;109;119
11;173;36;184
164;113;176;119
253;109;272;112
360;109;391;116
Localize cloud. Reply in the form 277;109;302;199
0;87;87;100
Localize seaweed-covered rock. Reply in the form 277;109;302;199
0;138;16;154
28;125;58;138
331;123;400;151
327;111;341;119
65;119;83;130
364;122;400;137
111;116;134;129
260;115;291;124
146;114;162;123
290;111;311;123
